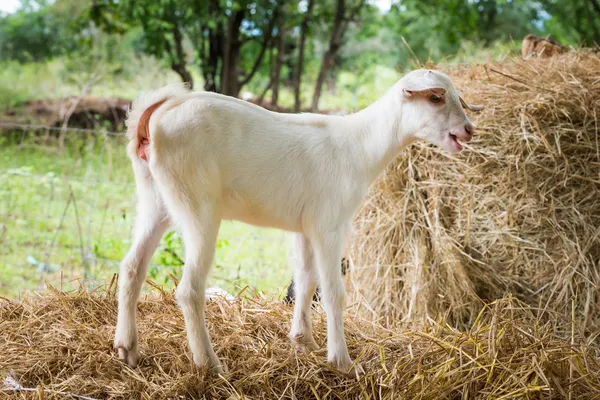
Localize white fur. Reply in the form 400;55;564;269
114;69;480;374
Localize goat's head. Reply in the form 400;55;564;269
397;69;484;153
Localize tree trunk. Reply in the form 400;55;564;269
165;23;194;89
257;77;272;105
171;64;193;89
271;19;286;109
203;27;223;92
198;2;280;96
293;0;314;112
311;0;364;112
221;10;244;97
311;0;345;112
200;0;223;92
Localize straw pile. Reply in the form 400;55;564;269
347;51;600;330
1;286;599;399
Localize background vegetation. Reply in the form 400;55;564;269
1;0;599;298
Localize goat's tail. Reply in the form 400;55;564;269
126;83;191;160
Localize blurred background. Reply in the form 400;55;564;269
0;0;598;299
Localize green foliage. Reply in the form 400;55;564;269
380;0;542;67
539;0;600;44
0;38;181;110
95;0;195;58
2;0;598;100
0;0;86;62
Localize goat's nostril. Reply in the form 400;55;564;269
465;123;474;137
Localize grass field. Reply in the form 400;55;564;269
0;131;291;299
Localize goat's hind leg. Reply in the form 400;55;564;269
289;233;319;353
177;203;223;372
153;173;224;373
114;163;169;367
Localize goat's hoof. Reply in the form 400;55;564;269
115;344;140;368
346;363;365;378
290;333;319;354
114;323;139;367
214;363;227;375
295;340;319;354
210;360;228;375
194;355;226;375
330;357;363;377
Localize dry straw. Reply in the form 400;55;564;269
1;285;600;399
348;51;600;332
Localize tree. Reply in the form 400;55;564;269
92;0;282;96
311;0;365;112
197;0;281;96
0;0;85;62
293;0;314;112
270;9;286;108
91;0;197;88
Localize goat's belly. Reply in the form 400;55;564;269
221;193;300;232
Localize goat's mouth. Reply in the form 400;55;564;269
446;133;463;152
446;131;472;152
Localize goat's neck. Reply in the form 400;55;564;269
343;94;414;182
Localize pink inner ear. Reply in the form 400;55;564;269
402;88;416;97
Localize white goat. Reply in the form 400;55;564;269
114;69;483;374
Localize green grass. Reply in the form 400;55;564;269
0;132;291;299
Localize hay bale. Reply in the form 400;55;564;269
348;51;600;329
1;288;599;398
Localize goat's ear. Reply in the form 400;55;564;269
459;96;485;112
402;86;446;98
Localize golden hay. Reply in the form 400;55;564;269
1;286;599;399
348;51;600;331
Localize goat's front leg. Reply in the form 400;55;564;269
173;201;224;373
289;233;319;353
115;174;169;367
310;227;354;373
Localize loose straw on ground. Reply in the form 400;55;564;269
1;286;599;399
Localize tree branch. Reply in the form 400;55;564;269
238;6;281;87
172;23;186;64
165;22;193;88
163;35;175;61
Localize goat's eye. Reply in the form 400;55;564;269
430;95;442;103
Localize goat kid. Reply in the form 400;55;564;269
114;69;483;375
